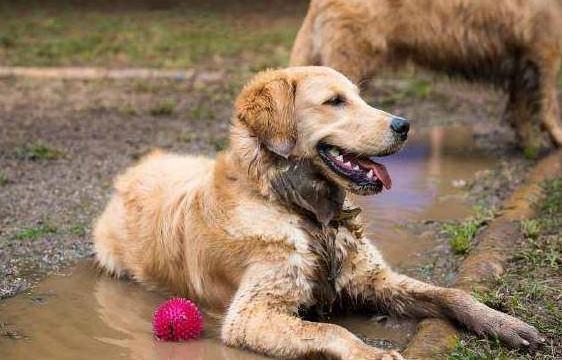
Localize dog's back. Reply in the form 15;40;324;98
292;0;562;83
93;151;214;292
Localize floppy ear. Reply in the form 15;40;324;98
235;76;297;158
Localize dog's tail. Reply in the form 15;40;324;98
289;0;322;66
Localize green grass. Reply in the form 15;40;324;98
149;99;176;116
443;206;494;255
15;141;64;161
69;223;87;237
449;177;562;359
0;170;8;186
0;6;299;69
13;223;58;240
379;79;432;106
520;219;541;239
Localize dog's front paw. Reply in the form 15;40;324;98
348;345;404;360
471;308;545;348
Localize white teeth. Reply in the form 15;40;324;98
328;147;340;157
343;161;352;168
335;155;344;162
353;165;360;171
367;170;374;179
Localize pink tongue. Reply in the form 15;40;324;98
357;158;392;190
372;162;392;190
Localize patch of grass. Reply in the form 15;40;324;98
523;144;540;160
13;223;57;240
450;176;562;359
379;79;432;106
0;5;299;69
149;99;176;116
0;170;9;186
541;178;562;218
69;223;87;237
521;219;541;239
15;141;64;161
450;338;512;360
443;206;493;255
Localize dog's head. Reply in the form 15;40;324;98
233;66;408;198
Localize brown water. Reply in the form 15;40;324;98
0;126;495;360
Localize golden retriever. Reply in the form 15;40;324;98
290;0;562;152
94;67;543;359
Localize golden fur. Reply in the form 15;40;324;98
94;67;543;359
290;0;562;151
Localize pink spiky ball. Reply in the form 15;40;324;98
152;298;204;341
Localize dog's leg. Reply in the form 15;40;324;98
505;54;562;150
222;263;404;360
503;59;543;152
344;240;544;349
537;54;562;146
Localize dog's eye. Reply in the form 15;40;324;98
323;95;346;106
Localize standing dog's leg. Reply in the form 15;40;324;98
505;52;562;150
537;52;562;146
503;59;542;152
222;263;404;360
343;240;544;349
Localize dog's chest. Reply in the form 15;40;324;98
304;205;363;316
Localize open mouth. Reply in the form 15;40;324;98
317;143;392;192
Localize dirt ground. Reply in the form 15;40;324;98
0;1;561;358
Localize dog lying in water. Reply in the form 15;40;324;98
94;67;543;359
290;0;562;152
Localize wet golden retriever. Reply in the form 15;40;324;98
290;0;562;152
94;67;543;359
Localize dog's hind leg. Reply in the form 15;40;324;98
222;263;403;360
343;240;544;349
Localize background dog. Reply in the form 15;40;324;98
290;0;562;152
94;67;543;359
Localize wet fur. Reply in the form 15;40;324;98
290;0;562;150
94;67;543;359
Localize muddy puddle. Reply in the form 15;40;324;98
0;126;495;359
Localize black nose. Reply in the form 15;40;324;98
390;116;410;136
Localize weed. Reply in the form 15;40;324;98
521;219;541;239
443;206;493;254
69;223;87;237
0;171;9;186
541;178;562;218
523;144;539;160
150;99;176;116
15;142;64;161
443;221;478;254
13;223;57;240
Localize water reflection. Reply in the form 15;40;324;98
356;126;494;267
